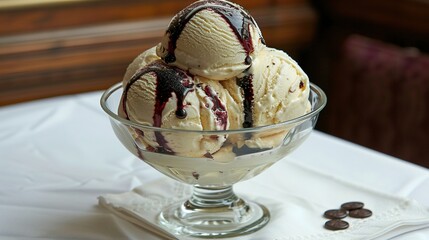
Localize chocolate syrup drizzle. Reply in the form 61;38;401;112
201;85;228;130
236;74;254;128
163;0;265;64
122;60;194;153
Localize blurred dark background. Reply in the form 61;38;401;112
0;0;428;167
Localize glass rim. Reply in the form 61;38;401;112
100;82;327;134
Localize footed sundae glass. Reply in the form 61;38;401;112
100;82;326;238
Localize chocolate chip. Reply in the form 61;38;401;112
192;172;200;180
341;201;364;210
245;56;252;65
324;219;349;231
322;201;372;231
323;209;348;219
175;108;187;119
349;208;372;218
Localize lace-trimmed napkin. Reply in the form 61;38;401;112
99;160;429;240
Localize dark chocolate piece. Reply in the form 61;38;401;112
349;208;373;218
341;201;364;211
323;209;348;219
324;219;349;231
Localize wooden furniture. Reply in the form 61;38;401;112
302;0;429;167
0;0;317;106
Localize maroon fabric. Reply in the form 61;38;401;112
327;35;429;166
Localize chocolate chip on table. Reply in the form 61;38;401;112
324;219;349;231
341;201;364;210
323;209;348;219
349;208;373;218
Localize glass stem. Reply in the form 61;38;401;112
177;186;249;222
159;185;270;237
189;186;239;208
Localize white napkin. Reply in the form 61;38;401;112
99;159;429;240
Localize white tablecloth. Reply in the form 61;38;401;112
0;91;428;239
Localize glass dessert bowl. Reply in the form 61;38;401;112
100;82;326;238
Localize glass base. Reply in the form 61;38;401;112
158;186;270;238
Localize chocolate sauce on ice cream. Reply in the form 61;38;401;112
122;61;194;123
236;74;254;128
122;60;194;153
163;0;264;65
201;84;228;130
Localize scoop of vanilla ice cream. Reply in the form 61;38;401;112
156;0;265;80
120;52;238;157
252;47;311;125
122;46;159;88
222;47;310;128
221;47;311;149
